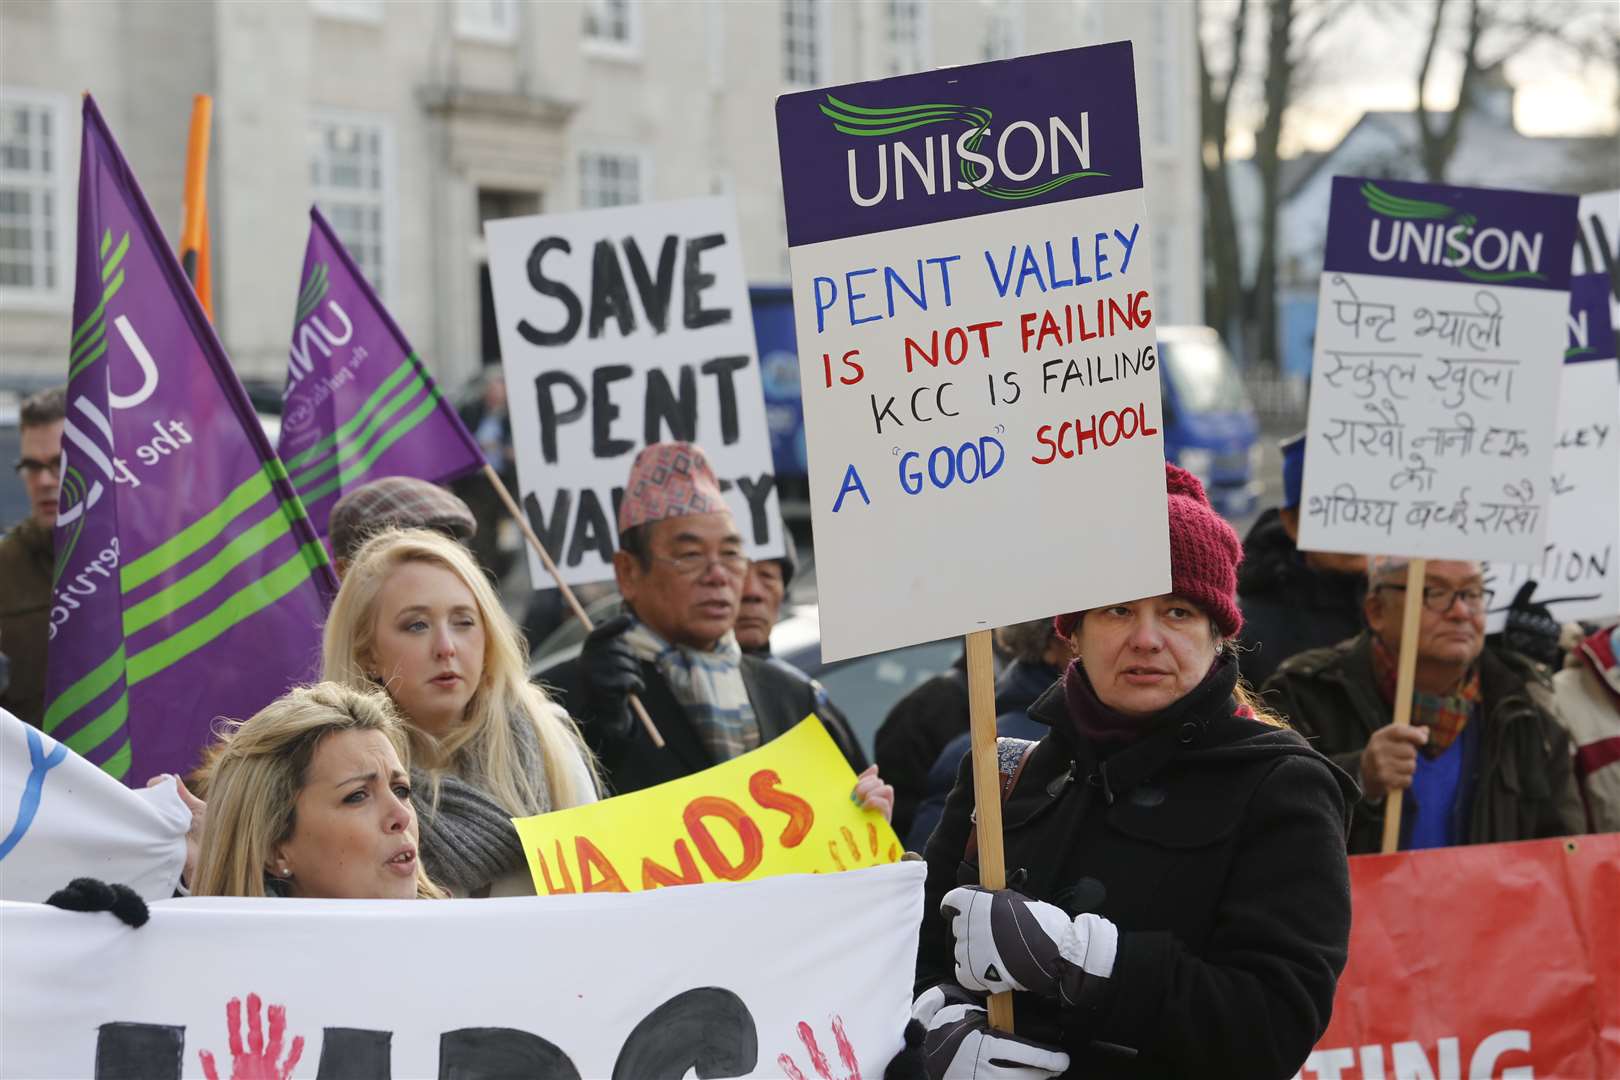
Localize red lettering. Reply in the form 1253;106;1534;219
903;335;938;373
1018;311;1039;353
683;796;765;881
945;326;968;365
536;839;576;895
748;769;815;847
1120;404;1139;439
1130;289;1152;327
1073;416;1099;454
967;320;1001;356
1032;423;1058;465
575;836;628;893
640;838;705;889
1099;409;1121;446
1139;402;1160;437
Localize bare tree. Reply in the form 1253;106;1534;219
1196;0;1250;347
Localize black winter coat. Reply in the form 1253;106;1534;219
545;653;866;796
917;666;1355;1080
1237;509;1366;689
875;653;970;839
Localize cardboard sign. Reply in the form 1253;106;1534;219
0;861;925;1079
1298;835;1620;1080
485;196;783;587
775;43;1169;661
513;717;901;894
1299;177;1578;562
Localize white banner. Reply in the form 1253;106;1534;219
486;196;783;587
0;708;188;903
1574;189;1618;322
0;860;923;1079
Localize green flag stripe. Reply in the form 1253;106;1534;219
71;316;109;365
127;543;327;686
282;357;416;471
120;467;276;592
101;739;133;780
121;504;295;636
294;265;330;323
289;371;426;488
296;394;441;507
68;339;109;381
43;645;127;734
101;233;130;282
71;269;127;348
64;693;129;756
100;229;112;259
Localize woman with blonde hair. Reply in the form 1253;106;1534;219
323;527;598;896
192;682;445;899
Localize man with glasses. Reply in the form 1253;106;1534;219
550;441;872;795
1263;557;1582;853
2;387;65;727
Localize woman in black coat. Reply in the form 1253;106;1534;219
909;465;1356;1080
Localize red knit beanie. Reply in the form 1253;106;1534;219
1054;463;1244;639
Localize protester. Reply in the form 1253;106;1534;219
453;369;516;580
323;528;599;896
547;441;883;807
874;650;970;842
1552;621;1620;832
191;682;446;899
1236;432;1366;688
911;464;1353;1080
0;386;64;728
327;475;478;578
1264;557;1584;853
734;526;797;655
907;618;1072;851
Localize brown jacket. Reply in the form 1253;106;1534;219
0;516;53;727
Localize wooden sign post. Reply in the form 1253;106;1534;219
1380;558;1427;853
965;629;1014;1029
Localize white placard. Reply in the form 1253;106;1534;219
1574;189;1618;323
0;861;923;1079
486;196;783;587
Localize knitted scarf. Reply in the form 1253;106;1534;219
411;708;548;896
1062;651;1241;750
1371;635;1480;757
622;618;760;761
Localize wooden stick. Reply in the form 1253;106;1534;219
965;629;1015;1032
1381;557;1427;854
482;464;664;749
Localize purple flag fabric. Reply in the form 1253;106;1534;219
277;207;485;538
44;96;338;786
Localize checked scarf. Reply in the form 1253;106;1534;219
622;619;761;762
1372;635;1480;756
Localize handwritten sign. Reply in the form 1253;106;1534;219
775;43;1169;661
513;717;900;895
1299;177;1578;562
485;196;783;587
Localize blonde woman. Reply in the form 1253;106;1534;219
192;682;445;899
322;528;598;897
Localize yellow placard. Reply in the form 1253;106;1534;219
513;716;903;894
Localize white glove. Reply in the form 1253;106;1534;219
911;984;1071;1080
941;885;1118;1006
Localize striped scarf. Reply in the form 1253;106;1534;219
622;619;760;762
1372;635;1480;757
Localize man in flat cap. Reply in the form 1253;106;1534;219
547;441;873;798
328;476;479;578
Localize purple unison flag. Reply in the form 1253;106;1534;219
44;97;338;785
277;207;484;538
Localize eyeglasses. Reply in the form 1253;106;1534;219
651;551;751;579
1378;584;1495;614
13;455;62;478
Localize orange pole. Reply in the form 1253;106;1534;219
180;94;213;319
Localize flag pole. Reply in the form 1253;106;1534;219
179;94;212;319
481;464;664;749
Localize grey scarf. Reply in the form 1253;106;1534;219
412;709;549;896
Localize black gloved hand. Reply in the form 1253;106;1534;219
45;878;149;928
579;613;644;744
1502;581;1563;669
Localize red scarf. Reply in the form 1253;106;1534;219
1371;635;1479;757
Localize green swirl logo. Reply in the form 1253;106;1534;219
1361;182;1545;284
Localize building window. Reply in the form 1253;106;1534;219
578;151;643;209
309;112;393;300
886;0;928;75
455;0;517;43
584;0;639;54
783;0;825;87
310;0;383;23
0;90;70;306
983;0;1022;61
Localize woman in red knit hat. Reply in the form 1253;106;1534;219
906;464;1356;1080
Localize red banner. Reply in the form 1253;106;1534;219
1300;834;1619;1079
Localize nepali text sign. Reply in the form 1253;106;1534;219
1298;835;1619;1080
514;716;901;894
0;861;924;1079
776;43;1169;661
1299;177;1577;562
485;196;783;587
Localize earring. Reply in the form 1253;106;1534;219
279;866;291;878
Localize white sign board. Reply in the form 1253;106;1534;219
1300;178;1578;562
775;44;1170;661
486;196;783;587
0;861;923;1079
1573;188;1618;323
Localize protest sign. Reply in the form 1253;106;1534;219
1573;188;1618;322
1298;177;1578;563
277;207;485;540
0;708;188;903
1483;269;1620;628
0;861;924;1079
1297;834;1620;1080
46;97;336;786
514;716;900;894
484;196;783;587
775;42;1169;661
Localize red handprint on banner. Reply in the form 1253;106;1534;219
826;820;901;872
198;993;305;1080
778;1016;862;1080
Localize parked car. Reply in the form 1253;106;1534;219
1156;325;1262;518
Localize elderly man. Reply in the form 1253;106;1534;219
1;387;65;728
550;442;868;795
327;475;479;578
1263;557;1583;854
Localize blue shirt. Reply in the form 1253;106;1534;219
1405;719;1481;850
